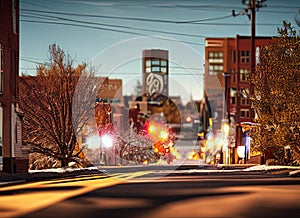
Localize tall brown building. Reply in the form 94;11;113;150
205;35;273;132
0;0;27;173
142;49;169;97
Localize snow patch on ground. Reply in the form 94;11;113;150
29;166;105;174
152;165;300;175
289;170;300;176
244;165;300;171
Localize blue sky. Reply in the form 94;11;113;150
20;0;300;103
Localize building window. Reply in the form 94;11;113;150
161;60;167;66
230;87;236;104
208;64;223;75
146;60;151;67
241;50;250;63
0;44;3;93
230;69;236;83
152;66;160;72
240;87;249;96
145;58;168;74
231;96;236;104
161;67;167;73
208;52;223;75
256;47;260;65
151;59;160;65
241;97;250;105
240;87;250;105
232;50;236;63
208;51;223;64
240;68;250;81
241;109;250;118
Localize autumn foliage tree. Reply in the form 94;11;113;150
250;22;300;165
19;44;98;168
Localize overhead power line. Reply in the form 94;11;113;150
266;5;300;9
21;8;233;24
150;4;244;9
190;22;278;26
20;19;204;46
21;12;208;38
177;15;233;24
20;57;47;65
100;72;204;76
21;9;279;27
20;0;53;10
21;56;48;61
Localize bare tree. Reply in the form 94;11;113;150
19;44;99;167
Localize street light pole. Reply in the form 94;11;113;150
223;72;231;123
223;72;231;164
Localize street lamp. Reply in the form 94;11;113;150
222;72;231;164
221;120;230;164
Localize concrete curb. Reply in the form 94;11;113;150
289;170;300;177
0;180;26;187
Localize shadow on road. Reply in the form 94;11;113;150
21;177;300;218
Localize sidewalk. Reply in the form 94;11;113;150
0;172;30;186
1;164;300;187
0;167;105;187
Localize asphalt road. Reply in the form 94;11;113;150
1;171;299;218
174;139;199;160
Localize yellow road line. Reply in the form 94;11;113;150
0;171;150;218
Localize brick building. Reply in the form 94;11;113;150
205;35;273;131
204;35;274;163
0;0;28;173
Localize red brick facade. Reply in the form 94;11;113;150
0;0;28;173
204;36;274;164
205;35;274;131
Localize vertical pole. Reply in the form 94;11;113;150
224;72;231;163
235;34;241;147
245;0;256;164
232;0;265;164
250;0;256;120
250;0;256;89
203;93;207;135
224;73;231;122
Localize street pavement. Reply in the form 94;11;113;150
173;139;199;160
1;138;300;217
4;172;298;218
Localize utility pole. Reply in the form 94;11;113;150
246;0;256;164
250;0;256;121
233;0;266;164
